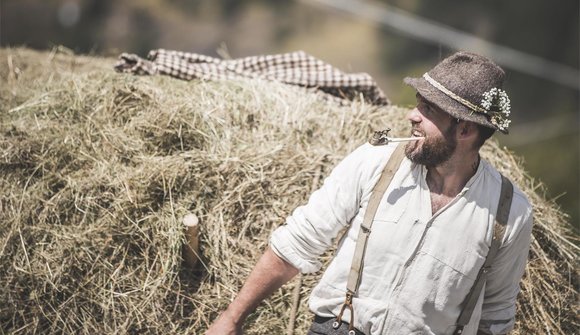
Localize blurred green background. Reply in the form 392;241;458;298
2;0;578;227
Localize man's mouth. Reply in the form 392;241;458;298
411;129;424;138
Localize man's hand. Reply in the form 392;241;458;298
204;247;299;334
205;310;242;335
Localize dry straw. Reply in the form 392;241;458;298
0;48;577;334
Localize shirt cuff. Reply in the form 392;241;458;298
270;226;322;274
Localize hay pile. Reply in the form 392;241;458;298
0;48;577;334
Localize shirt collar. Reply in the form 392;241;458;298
414;156;485;196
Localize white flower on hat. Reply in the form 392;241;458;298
481;88;511;132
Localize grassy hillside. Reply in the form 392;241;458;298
0;48;577;334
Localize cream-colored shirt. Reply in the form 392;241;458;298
270;142;533;335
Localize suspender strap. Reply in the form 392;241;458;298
334;143;406;332
453;174;513;335
346;143;407;293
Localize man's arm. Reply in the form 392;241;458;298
478;204;533;335
206;143;390;334
205;246;299;335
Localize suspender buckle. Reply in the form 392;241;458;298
452;325;465;335
335;291;355;331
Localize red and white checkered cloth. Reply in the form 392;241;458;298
114;49;389;106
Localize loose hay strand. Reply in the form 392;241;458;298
0;48;577;334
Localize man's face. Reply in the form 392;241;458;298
404;94;457;167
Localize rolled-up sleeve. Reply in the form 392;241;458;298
270;143;392;273
478;203;534;335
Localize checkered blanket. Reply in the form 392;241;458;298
114;49;389;106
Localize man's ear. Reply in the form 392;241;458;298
456;121;478;141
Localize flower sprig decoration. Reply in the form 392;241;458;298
481;88;511;132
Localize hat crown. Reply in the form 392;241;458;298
428;52;505;106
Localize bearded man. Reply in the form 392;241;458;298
206;52;533;335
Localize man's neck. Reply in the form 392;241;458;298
426;151;480;197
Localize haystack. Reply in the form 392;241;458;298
0;48;577;334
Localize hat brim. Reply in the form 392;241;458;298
404;76;508;134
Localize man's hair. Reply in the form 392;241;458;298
474;124;495;149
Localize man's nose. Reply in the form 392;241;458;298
407;107;421;123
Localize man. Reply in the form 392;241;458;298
205;52;533;335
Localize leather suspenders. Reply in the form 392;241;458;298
334;143;514;335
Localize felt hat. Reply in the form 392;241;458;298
404;51;511;134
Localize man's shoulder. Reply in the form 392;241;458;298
481;160;532;212
351;141;400;158
336;142;407;194
481;160;533;245
344;142;401;171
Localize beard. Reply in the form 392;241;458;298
405;123;457;167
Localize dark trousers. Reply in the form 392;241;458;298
307;315;366;335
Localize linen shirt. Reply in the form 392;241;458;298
270;142;533;335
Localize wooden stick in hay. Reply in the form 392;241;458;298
183;214;201;268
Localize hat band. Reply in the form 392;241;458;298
422;73;487;115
